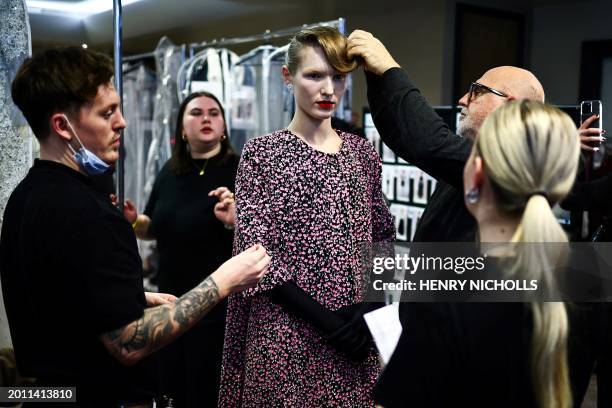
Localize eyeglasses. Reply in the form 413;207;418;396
467;82;508;105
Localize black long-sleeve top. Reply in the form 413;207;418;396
366;67;612;408
366;68;476;242
561;172;612;212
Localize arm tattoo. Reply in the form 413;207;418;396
101;276;220;363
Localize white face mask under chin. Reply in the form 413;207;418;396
63;115;110;175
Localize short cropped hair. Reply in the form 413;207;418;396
286;26;358;74
11;46;114;141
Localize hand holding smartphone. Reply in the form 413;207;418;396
580;100;604;150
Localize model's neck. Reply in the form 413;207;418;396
287;112;336;146
190;142;222;159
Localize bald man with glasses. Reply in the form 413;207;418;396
347;30;545;243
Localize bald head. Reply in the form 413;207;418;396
483;66;545;102
457;66;545;140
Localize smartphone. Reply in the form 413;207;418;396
580;100;603;148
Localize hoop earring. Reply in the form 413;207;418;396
222;134;227;141
465;187;480;204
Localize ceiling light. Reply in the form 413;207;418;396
26;0;144;18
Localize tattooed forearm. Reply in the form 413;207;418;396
173;277;219;327
100;276;221;365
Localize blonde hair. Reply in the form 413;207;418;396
286;26;359;74
475;100;580;408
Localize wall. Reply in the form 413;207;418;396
531;0;612;105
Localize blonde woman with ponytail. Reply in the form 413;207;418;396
374;100;581;408
464;100;580;408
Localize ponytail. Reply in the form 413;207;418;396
519;195;571;408
476;100;580;408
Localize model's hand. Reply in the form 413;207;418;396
578;114;605;152
144;292;178;307
211;244;270;297
326;304;373;362
209;187;236;226
110;194;138;224
347;30;400;76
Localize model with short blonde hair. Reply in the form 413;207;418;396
219;26;395;406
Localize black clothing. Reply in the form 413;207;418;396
0;160;154;405
143;153;238;408
374;302;535;408
268;281;345;334
144;155;238;301
562;173;612;212
365;67;611;407
268;282;375;361
561;172;612;404
366;68;476;242
567;302;612;407
562;172;612;241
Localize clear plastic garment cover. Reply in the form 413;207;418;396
146;37;183;203
230;45;293;153
122;63;157;214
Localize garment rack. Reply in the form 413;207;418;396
122;18;345;62
190;18;345;50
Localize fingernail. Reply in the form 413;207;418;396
602;129;606;134
601;137;607;142
594;147;600;152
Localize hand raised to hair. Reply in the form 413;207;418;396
578;114;605;152
347;30;400;76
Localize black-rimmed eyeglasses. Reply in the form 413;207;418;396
467;82;508;105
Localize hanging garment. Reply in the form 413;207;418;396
230;45;294;153
122;63;157;214
265;45;293;133
177;47;239;134
230;46;273;153
146;37;184;203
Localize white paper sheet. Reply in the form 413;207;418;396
364;303;403;366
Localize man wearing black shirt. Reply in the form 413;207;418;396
347;30;545;242
347;30;610;408
0;47;270;406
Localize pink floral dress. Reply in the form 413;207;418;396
218;129;395;407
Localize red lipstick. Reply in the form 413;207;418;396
316;101;335;110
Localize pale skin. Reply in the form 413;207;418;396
463;154;521;242
347;29;604;146
44;83;270;366
282;45;348;154
126;95;237;235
